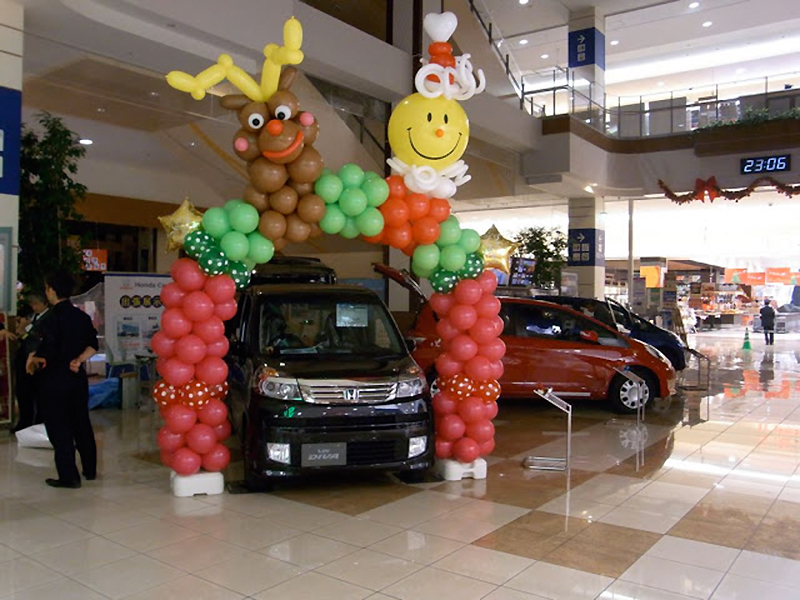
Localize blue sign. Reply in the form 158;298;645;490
567;228;605;267
0;87;22;196
568;28;605;70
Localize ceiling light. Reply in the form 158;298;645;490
702;21;712;27
519;0;529;4
657;81;665;86
689;2;699;8
79;139;93;145
541;53;549;59
519;39;528;45
610;40;619;46
736;67;746;74
96;107;106;113
149;91;159;97
583;185;594;194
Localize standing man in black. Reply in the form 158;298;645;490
28;270;99;488
760;298;777;346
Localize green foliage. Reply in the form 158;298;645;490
19;112;86;292
513;226;567;289
695;105;800;131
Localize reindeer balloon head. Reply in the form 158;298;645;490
167;18;326;249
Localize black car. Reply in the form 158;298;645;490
251;256;337;285
225;284;433;489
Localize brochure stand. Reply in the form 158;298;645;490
523;389;572;471
680;349;711;392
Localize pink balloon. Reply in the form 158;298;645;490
164;404;197;435
160;283;186;309
204;274;236;304
449;304;478;331
175;334;207;365
429;293;456;316
183;291;215;322
490;315;505;337
435;353;463;378
157;426;185;453
470;317;502;345
453;437;481;463
454;280;483;305
466;419;495;443
151;331;177;358
479;439;496;456
474;294;501;318
465;356;493;382
186;423;217;454
435;438;453;459
162;357;195;387
160;450;175;468
202;443;231;471
171;447;202;476
213;420;232;441
449;334;478;362
435;318;460;342
489;359;505;380
161;308;193;339
479;338;506;362
197;398;228;427
438;414;466;442
156;357;168;379
205;336;230;358
193;317;225;344
195;356;228;386
484;401;499;420
214;299;238;321
457;396;485;424
432;391;458;415
477;270;498;294
171;258;207;292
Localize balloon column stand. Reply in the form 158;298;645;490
170;470;224;498
522;389;572;471
435;456;487;481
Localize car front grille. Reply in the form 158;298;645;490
347;440;403;465
298;379;398;404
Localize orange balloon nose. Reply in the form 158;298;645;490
267;120;283;136
436;128;445;137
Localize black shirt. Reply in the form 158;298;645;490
760;304;776;328
35;301;99;376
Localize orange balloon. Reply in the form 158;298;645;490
475;380;501;403
362;231;385;244
442;374;475;399
385;223;413;249
412;217;440;245
380;197;410;227
405;193;431;221
401;241;418;257
387;175;406;198
428;197;451;223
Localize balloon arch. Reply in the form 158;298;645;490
152;14;508;476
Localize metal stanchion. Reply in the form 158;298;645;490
523;389;572;471
679;348;711;392
614;369;648;470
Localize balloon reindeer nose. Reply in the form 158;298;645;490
436;128;445;138
267;120;284;136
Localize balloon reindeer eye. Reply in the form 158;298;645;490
444;114;449;124
274;105;292;120
247;114;265;129
427;112;432;122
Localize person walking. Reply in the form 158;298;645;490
28;270;99;488
760;298;777;346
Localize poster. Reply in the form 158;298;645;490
104;273;169;363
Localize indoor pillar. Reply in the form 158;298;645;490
568;8;605;111
567;197;605;299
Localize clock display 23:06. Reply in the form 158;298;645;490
740;154;791;174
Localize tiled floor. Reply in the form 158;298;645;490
3;331;800;598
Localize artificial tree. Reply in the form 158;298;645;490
514;226;568;290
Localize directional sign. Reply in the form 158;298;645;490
567;228;605;267
568;27;605;69
0;87;21;196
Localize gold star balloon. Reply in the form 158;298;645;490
158;198;204;252
480;225;519;274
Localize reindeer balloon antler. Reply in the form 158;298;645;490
166;17;303;102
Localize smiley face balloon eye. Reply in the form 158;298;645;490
274;105;292;120
247;114;265;129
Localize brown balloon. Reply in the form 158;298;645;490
258;210;287;241
285;214;311;243
309;223;323;238
286;146;324;183
248;158;288;194
244;185;269;213
273;237;287;251
296;194;326;223
289;180;314;197
269;186;299;215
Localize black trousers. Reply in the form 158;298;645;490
764;326;775;345
40;372;96;482
14;374;38;430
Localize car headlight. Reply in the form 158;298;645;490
644;343;670;365
397;365;427;399
255;366;301;401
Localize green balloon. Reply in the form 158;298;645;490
228;203;260;234
338;163;365;189
355;207;384;237
431;269;458;293
319;204;346;234
198;247;229;276
315;173;344;204
202;207;231;240
439;244;467;272
362;177;389;207
339;188;368;217
458;253;485;280
247;232;274;264
437;218;462;247
413;264;436;280
339;217;360;239
226;260;251;289
184;230;214;259
224;199;244;212
242;258;257;272
459;228;481;254
363;171;380;181
412;244;440;273
219;231;250;262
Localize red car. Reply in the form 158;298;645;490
376;266;676;413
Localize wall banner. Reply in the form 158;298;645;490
104;273;169;363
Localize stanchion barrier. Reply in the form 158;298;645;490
679;348;711;392
523;389;572;471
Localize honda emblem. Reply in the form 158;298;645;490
343;388;359;401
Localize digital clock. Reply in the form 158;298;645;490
740;154;791;175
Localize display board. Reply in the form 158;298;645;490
104;273;169;363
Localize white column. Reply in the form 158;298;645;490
567;196;605;299
568;8;605;110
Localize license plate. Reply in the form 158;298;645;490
301;443;347;467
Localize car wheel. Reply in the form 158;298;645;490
608;369;657;414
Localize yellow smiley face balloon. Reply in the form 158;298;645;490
388;93;469;169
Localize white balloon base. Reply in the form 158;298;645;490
170;470;224;497
435;457;487;481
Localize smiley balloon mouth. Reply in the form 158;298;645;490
407;128;462;161
262;131;304;160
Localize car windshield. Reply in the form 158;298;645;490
257;295;406;357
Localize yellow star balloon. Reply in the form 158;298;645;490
158;198;204;252
480;225;519;274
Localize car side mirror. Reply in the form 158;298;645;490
579;330;599;343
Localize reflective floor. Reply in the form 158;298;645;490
2;331;800;599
